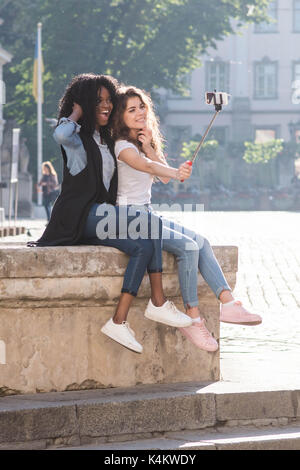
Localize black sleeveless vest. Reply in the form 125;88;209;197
28;132;118;246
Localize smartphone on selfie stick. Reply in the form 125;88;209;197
181;91;230;181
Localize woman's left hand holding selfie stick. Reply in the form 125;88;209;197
177;161;192;182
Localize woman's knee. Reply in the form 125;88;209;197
194;234;207;251
133;239;153;259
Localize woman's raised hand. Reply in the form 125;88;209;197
177;161;192;181
69;102;83;122
137;128;153;152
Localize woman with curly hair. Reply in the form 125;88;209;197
28;73;193;353
112;85;262;352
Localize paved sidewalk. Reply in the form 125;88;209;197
1;211;299;388
174;210;300;388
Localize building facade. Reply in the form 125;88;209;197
0;42;12;170
160;0;300;160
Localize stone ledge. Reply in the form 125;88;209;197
0;244;238;394
0;244;238;278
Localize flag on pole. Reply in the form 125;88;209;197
32;26;44;103
33;23;44;206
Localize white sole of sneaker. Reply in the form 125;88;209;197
144;310;192;328
100;327;143;353
220;319;262;326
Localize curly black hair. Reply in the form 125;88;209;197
57;73;119;143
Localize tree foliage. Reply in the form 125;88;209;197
0;0;270;181
243;139;284;165
181;138;219;161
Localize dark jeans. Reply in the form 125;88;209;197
42;195;52;222
81;203;163;297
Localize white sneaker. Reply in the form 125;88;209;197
101;318;143;353
145;299;193;328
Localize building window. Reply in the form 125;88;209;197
293;62;300;82
168;74;192;99
205;60;230;92
294;0;300;32
295;129;300;143
288;121;300;141
255;129;277;143
208;127;227;145
167;126;191;162
254;61;277;99
292;62;300;104
255;1;277;33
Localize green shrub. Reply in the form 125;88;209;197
243;139;283;164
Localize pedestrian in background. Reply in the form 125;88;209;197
38;161;59;221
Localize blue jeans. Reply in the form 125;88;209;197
43;195;53;221
160;216;231;308
81;203;163;297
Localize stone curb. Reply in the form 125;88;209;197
61;424;300;451
0;382;299;449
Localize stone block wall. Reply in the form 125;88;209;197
0;244;238;395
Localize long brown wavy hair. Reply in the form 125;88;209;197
42;161;57;176
112;86;165;161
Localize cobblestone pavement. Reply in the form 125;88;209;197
167;210;300;358
1;211;300;359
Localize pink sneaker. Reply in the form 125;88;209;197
220;300;262;326
179;319;218;352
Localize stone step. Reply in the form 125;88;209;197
0;381;299;450
61;424;300;451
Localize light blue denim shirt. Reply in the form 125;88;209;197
53;118;115;190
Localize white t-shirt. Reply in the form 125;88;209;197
93;130;115;191
114;140;153;205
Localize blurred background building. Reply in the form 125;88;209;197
161;0;300;150
0;25;33;218
0;32;12;216
155;0;300;210
0;37;12;171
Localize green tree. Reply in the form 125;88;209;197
0;0;270;185
181;138;219;162
243;139;284;165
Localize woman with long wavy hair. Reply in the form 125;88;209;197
28;73;193;353
112;85;262;352
38;161;59;221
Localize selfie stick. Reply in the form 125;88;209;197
180;101;223;182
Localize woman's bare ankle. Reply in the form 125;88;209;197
186;305;201;319
112;314;127;324
151;296;167;307
219;290;234;304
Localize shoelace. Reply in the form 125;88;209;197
121;321;135;337
168;301;179;313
